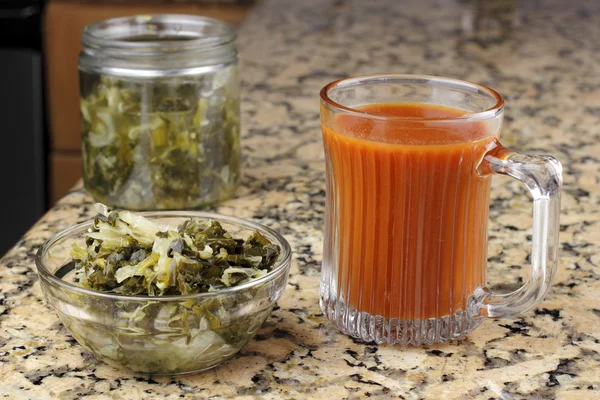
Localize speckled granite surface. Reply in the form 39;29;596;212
1;0;600;398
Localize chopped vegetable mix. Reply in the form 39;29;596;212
63;206;284;373
72;205;281;296
80;66;240;210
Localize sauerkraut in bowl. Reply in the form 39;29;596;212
35;206;291;375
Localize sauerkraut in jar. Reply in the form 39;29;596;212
79;15;240;210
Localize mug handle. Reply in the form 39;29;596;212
471;143;563;318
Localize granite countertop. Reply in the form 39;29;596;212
1;0;599;398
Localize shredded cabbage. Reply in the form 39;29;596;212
72;204;281;296
63;204;282;374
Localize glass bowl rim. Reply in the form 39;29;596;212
35;211;292;302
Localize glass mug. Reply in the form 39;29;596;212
319;75;562;346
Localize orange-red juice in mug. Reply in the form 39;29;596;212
321;75;562;347
322;103;496;320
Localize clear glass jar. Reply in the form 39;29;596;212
79;15;240;210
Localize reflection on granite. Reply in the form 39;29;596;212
1;0;599;398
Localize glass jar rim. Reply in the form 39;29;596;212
320;74;505;122
81;14;236;53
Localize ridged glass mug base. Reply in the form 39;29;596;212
320;295;483;346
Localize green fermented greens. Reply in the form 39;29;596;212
80;66;240;210
71;205;280;296
65;205;281;374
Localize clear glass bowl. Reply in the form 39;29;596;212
35;212;291;375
